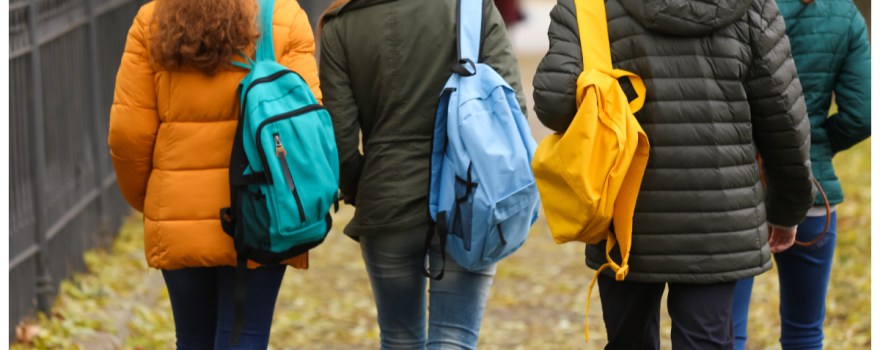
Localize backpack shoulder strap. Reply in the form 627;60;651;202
574;0;644;106
452;0;483;76
255;0;276;62
575;0;612;72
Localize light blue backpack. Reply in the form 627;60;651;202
426;0;540;277
219;0;339;342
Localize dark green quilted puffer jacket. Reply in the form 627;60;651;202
778;0;871;206
533;0;815;284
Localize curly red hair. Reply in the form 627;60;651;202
151;0;259;75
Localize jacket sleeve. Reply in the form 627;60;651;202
532;0;581;133
279;5;322;103
745;0;814;227
822;8;871;154
107;7;160;213
319;21;363;205
481;0;528;117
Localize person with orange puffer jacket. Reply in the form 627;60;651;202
107;0;320;348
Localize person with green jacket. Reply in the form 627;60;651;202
732;1;871;349
318;0;525;348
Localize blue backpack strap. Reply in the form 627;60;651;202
451;0;482;76
255;0;276;62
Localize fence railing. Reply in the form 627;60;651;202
8;0;141;340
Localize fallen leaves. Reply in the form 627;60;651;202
15;323;42;344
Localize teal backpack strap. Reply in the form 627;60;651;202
451;0;482;76
232;50;256;70
255;0;276;62
231;4;276;345
230;0;275;69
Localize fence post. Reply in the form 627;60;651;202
27;0;55;313
84;0;111;247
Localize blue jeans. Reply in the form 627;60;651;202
359;226;497;350
732;213;838;350
162;265;286;350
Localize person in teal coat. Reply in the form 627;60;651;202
732;0;871;349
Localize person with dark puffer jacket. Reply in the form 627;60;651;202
533;0;815;348
732;1;871;349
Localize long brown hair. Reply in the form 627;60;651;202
151;0;259;75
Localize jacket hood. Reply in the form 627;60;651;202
321;0;397;19
617;0;752;37
319;0;398;32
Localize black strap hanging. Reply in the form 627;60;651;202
421;216;447;280
229;249;248;345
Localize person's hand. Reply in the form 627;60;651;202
768;225;797;253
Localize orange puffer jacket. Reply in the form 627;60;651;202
108;0;320;270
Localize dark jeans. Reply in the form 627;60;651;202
598;274;736;350
161;265;286;350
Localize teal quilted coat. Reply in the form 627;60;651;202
778;0;871;205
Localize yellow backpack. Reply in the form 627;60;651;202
531;0;650;340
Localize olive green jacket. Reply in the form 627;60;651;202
319;0;526;237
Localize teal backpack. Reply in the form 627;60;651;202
219;0;339;342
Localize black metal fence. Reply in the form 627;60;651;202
9;0;142;340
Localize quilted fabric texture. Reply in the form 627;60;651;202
108;0;320;270
778;0;871;206
533;0;815;284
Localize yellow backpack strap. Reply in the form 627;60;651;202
576;0;612;72
574;0;641;342
583;237;630;341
